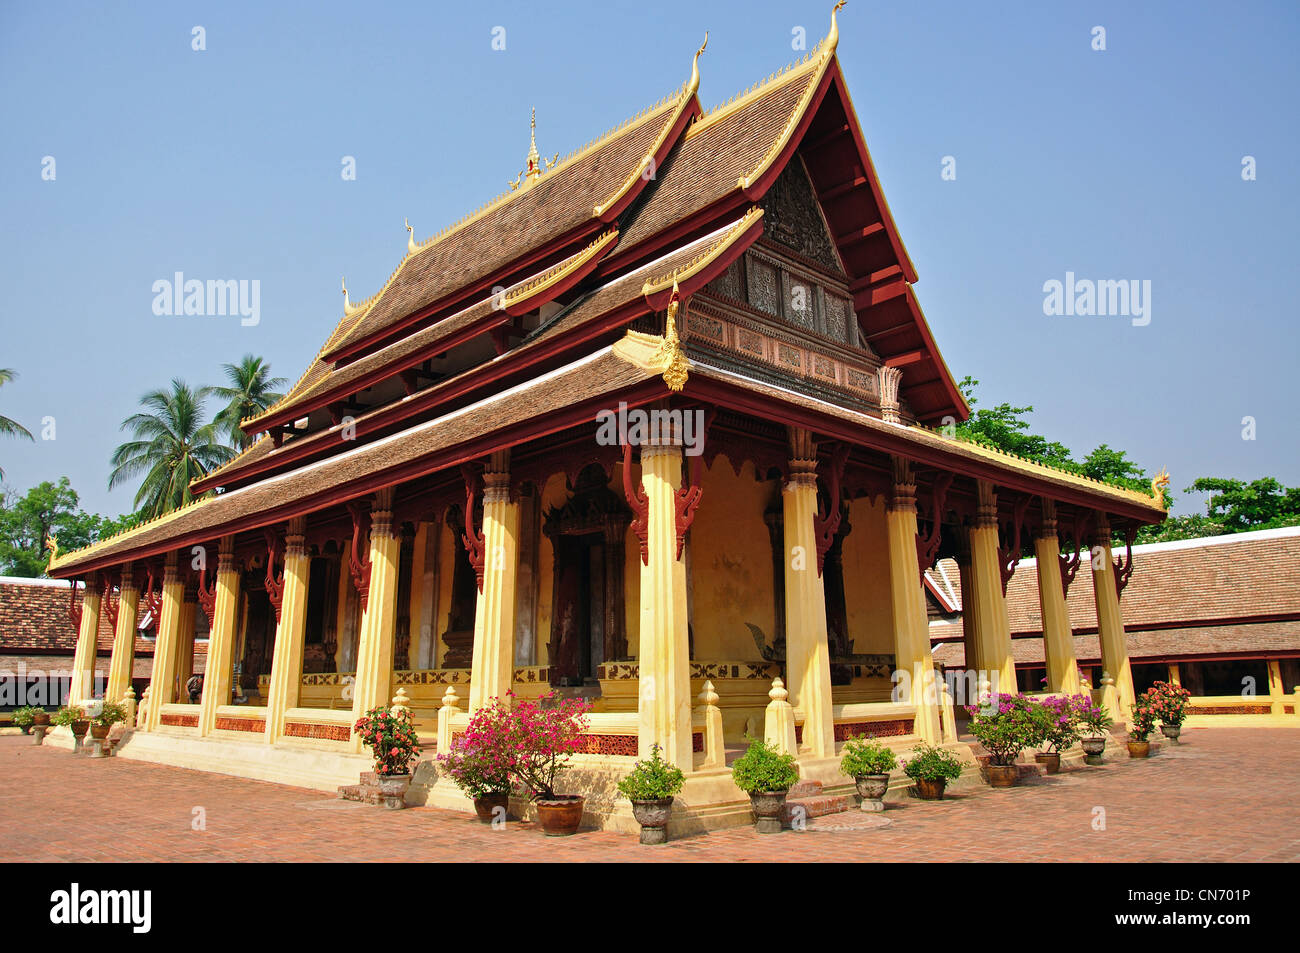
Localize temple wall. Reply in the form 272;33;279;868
841;495;896;656
688;455;777;661
433;518;456;667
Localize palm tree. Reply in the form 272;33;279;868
0;368;34;480
211;355;287;450
108;380;236;518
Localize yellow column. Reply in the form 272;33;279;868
198;537;240;735
1267;660;1285;716
350;489;401;750
264;518;310;742
884;459;941;744
175;591;196;699
469;453;519;712
145;554;184;731
1035;501;1082;695
1168;663;1181;687
106;563;141;703
781;431;835;759
965;481;1016;696
636;439;693;769
1091;513;1136;719
67;572;103;706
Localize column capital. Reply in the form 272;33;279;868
887;456;915;512
973;480;998;529
217;535;236;574
878;366;902;424
164;550;181;585
1038;499;1058;541
483;451;512;504
1093;510;1112;542
285;515;307;558
371;487;396;538
118;561;137;592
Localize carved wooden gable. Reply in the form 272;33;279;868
760;157;845;276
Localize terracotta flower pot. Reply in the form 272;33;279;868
535;795;585;836
630;797;674;845
473;793;510;824
70;719;90;738
986;764;1019;788
913;777;947;800
1034;752;1061;774
1127;741;1151;759
90;724;110;741
748;790;788;834
32;712;50;727
855;774;890;812
1160;724;1181;743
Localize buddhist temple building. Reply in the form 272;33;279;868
44;8;1170;830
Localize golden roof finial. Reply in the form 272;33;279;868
342;277;360;315
688;32;708;95
828;1;846;54
405;217;418;254
510;108;560;191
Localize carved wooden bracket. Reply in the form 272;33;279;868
141;567;162;626
67;580;83;633
673;409;713;561
1113;525;1138;598
997;495;1032;594
263;528;285;624
346;501;372;612
196;567;217;624
102;578;120;632
812;442;850;577
622;441;650;566
461;465;486;593
1057;511;1091;595
914;472;955;582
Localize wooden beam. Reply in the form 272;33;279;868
819;175;869;202
833;222;884;247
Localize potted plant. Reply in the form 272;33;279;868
1075;696;1112;764
91;700;127;741
839;736;898;811
903;743;963;800
353;706;421;808
437;699;514;823
503;692;590;836
617;744;686;844
1149;680;1191;743
1128;691;1157;758
11;706;38;734
1033;695;1082;774
731;738;800;833
53;705;89;746
964;693;1041;787
32;707;51;728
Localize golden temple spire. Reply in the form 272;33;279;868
510;108;560;191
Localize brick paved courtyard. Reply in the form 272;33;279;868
2;727;1297;862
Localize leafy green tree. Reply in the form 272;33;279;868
211;354;287;450
108;380;235;518
0;368;34;480
0;478;129;577
1186;477;1300;533
953;377;1074;468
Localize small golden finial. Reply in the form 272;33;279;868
828;1;846;53
655;278;690;392
512;107;557;189
405;217;418;254
688;32;708;95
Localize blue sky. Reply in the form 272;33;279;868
1;0;1297;518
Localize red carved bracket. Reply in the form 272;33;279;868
1057;511;1091;595
812;443;851;577
196;567;217;624
263;528;285;624
1113;525;1137;598
997;495;1032;594
141;567;162;627
67;580;83;634
347;501;372;612
102;578;120;632
461;465;486;593
622;441;649;566
914;472;955;582
672;409;714;560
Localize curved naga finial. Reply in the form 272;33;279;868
828;1;846;53
1151;467;1171;503
688;32;708;95
405;218;418;254
45;534;59;565
342;277;360;315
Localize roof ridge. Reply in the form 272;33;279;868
692;47;824;133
